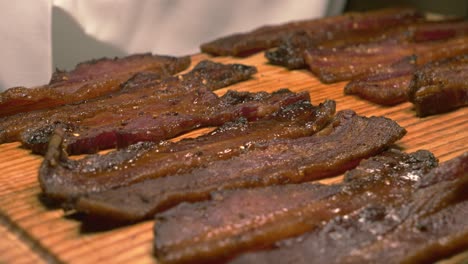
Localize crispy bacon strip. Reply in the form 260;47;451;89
74;110;406;222
39;100;334;200
0;61;257;152
154;149;437;264
200;8;422;57
408;54;468;117
344;56;417;105
231;153;467;264
27;88;308;154
342;153;468;263
0;54;190;117
267;20;468;69
304;35;468;83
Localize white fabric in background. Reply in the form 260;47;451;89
54;0;345;56
0;0;52;90
0;0;345;91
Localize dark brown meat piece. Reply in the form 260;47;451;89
408;55;468;117
231;153;467;264
29;88;308;155
342;153;468;263
154;149;437;264
344;56;417;105
200;8;422;57
304;35;468;83
267;20;468;69
75;110;406;222
0;53;190;117
39;100;335;201
155;150;437;263
0;61;257;153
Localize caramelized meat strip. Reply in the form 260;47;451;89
267;20;468;69
231;153;467;264
344;56;417;105
0;61;257;151
154;149;437;264
304;35;468;83
75;110;406;222
342;153;468;264
408;55;468;117
28;88;309;155
200;8;422;57
0;53;190;117
39;100;335;200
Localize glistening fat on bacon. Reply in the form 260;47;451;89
408;54;468;117
74;110;406;222
28;88;309;155
344;56;417;105
200;8;423;57
304;35;468;83
0;53;190;117
0;61;258;153
267;20;468;70
231;153;467;264
154;149;437;264
340;153;468;264
39;99;335;201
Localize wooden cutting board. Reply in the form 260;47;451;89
0;52;466;263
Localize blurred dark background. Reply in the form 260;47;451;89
345;0;468;17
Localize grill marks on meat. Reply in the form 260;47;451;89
0;61;257;153
74;110;405;222
408;55;468;117
267;20;468;70
39;100;335;201
344;56;417;105
153;149;437;264
0;53;190;117
200;8;423;57
231;153;467;264
304;35;468;84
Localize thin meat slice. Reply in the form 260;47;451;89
408;54;468;117
0;61;257;151
39;99;335;201
154;149;437;264
304;35;468;83
344;56;417;105
231;153;467;264
75;110;406;222
200;8;423;57
27;88;309;155
0;53;190;117
342;153;468;264
267;20;468;69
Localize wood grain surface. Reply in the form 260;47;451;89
0;53;466;263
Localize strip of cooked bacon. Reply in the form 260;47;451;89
0;53;190;117
304;35;468;83
344;56;417;105
231;153;467;264
27;88;308;154
74;110;405;222
408;54;468;117
267;20;468;69
200;8;423;57
153;149;437;264
0;61;257;152
342;153;468;264
39;100;335;201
